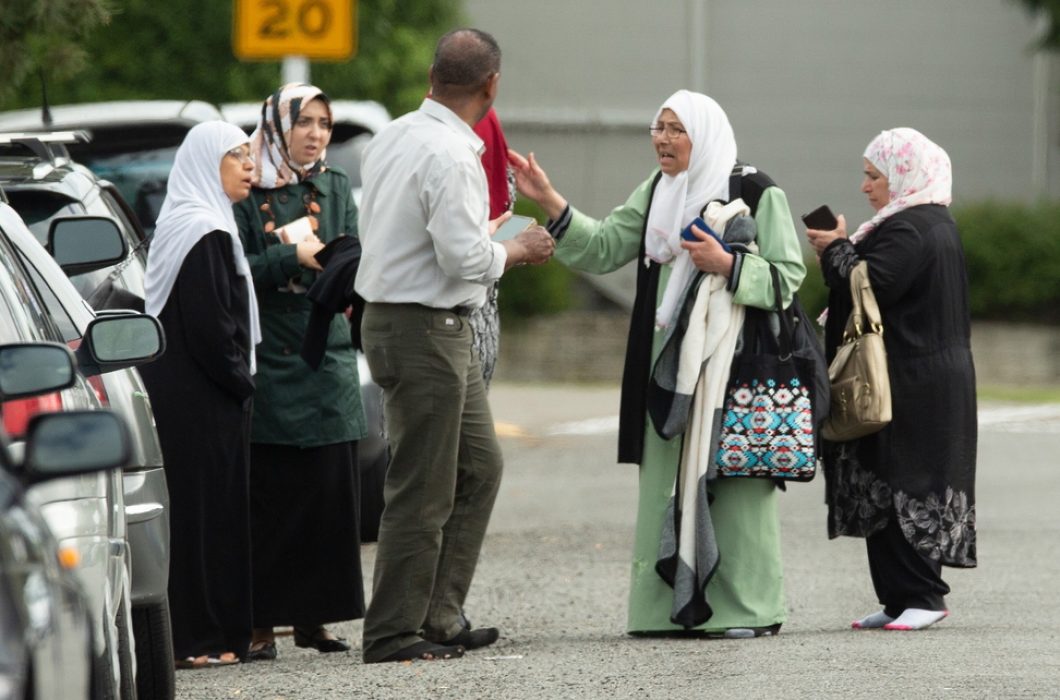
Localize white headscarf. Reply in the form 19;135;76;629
646;90;738;328
851;127;953;244
248;83;332;189
144;121;262;373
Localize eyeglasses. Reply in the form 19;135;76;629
649;124;688;139
225;148;255;165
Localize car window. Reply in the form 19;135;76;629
4;190;82;246
84;147;176;233
10;248;80;343
0;226;61;344
4;189;135;300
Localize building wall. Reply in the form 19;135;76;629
465;0;1059;304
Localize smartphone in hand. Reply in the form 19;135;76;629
492;214;536;242
801;205;838;230
680;217;731;252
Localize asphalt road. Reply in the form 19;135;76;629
176;384;1060;700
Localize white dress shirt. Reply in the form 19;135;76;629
355;98;508;309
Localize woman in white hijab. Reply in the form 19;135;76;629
510;90;805;636
140;120;261;668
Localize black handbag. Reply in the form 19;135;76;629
714;266;825;481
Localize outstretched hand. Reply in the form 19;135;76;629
507;149;568;220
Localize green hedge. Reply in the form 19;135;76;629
497;199;574;320
797;200;1060;323
955;199;1060;322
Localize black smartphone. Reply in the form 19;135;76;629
801;205;838;230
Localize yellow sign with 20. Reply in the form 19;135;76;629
233;0;357;60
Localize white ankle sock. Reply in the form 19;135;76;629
883;608;948;631
851;610;895;629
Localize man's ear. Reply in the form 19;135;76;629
483;72;500;101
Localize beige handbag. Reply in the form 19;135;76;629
821;261;892;441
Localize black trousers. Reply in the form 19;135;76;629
866;517;950;617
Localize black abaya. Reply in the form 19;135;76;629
139;230;255;660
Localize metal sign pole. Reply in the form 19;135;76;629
282;55;310;85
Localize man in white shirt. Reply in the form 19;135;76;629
356;27;555;664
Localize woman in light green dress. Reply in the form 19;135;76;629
510;90;805;635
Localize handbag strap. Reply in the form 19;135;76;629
846;261;883;339
769;264;795;360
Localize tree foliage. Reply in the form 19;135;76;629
0;0;112;102
1014;0;1060;49
2;0;462;116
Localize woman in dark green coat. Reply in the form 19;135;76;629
233;84;366;660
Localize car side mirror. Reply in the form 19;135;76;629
48;216;128;276
0;342;76;399
22;410;131;484
74;314;166;377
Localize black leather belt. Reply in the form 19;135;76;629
447;305;473;317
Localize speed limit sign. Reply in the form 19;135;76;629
233;0;356;60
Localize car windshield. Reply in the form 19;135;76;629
82;148;175;234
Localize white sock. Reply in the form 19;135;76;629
883;608;948;631
851;610;895;629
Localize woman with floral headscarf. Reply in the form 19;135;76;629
510;90;806;636
232;83;366;660
806;128;977;632
141;120;260;667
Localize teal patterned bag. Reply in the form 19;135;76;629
715;267;820;481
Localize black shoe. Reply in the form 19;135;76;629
293;626;352;653
247;640;277;661
440;625;500;651
370;640;465;664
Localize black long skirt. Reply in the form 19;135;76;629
249;441;366;627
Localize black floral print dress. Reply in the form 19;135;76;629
820;204;977;568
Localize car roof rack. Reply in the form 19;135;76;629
0;130;92;165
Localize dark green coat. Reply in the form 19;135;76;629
233;166;366;447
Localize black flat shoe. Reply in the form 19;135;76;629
293;626;352;653
247;640;277;661
440;625;500;651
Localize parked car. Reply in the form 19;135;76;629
0;131;177;699
0;101;224;233
0;197;167;698
0;341;135;700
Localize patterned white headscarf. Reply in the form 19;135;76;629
646;91;738;328
248;82;332;189
145;121;262;373
851;127;953;244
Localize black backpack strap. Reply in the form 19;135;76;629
728;162;777;217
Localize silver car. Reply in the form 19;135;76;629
0;198;166;699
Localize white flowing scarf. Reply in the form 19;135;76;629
144;121;262;373
645;90;737;329
851;127;953;244
248;82;331;189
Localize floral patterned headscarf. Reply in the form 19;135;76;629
851;127;952;243
248;83;332;189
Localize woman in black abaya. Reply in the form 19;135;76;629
140;121;262;668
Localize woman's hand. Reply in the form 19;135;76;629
296;235;325;271
507;149;568;220
805;214;848;255
680;223;735;277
